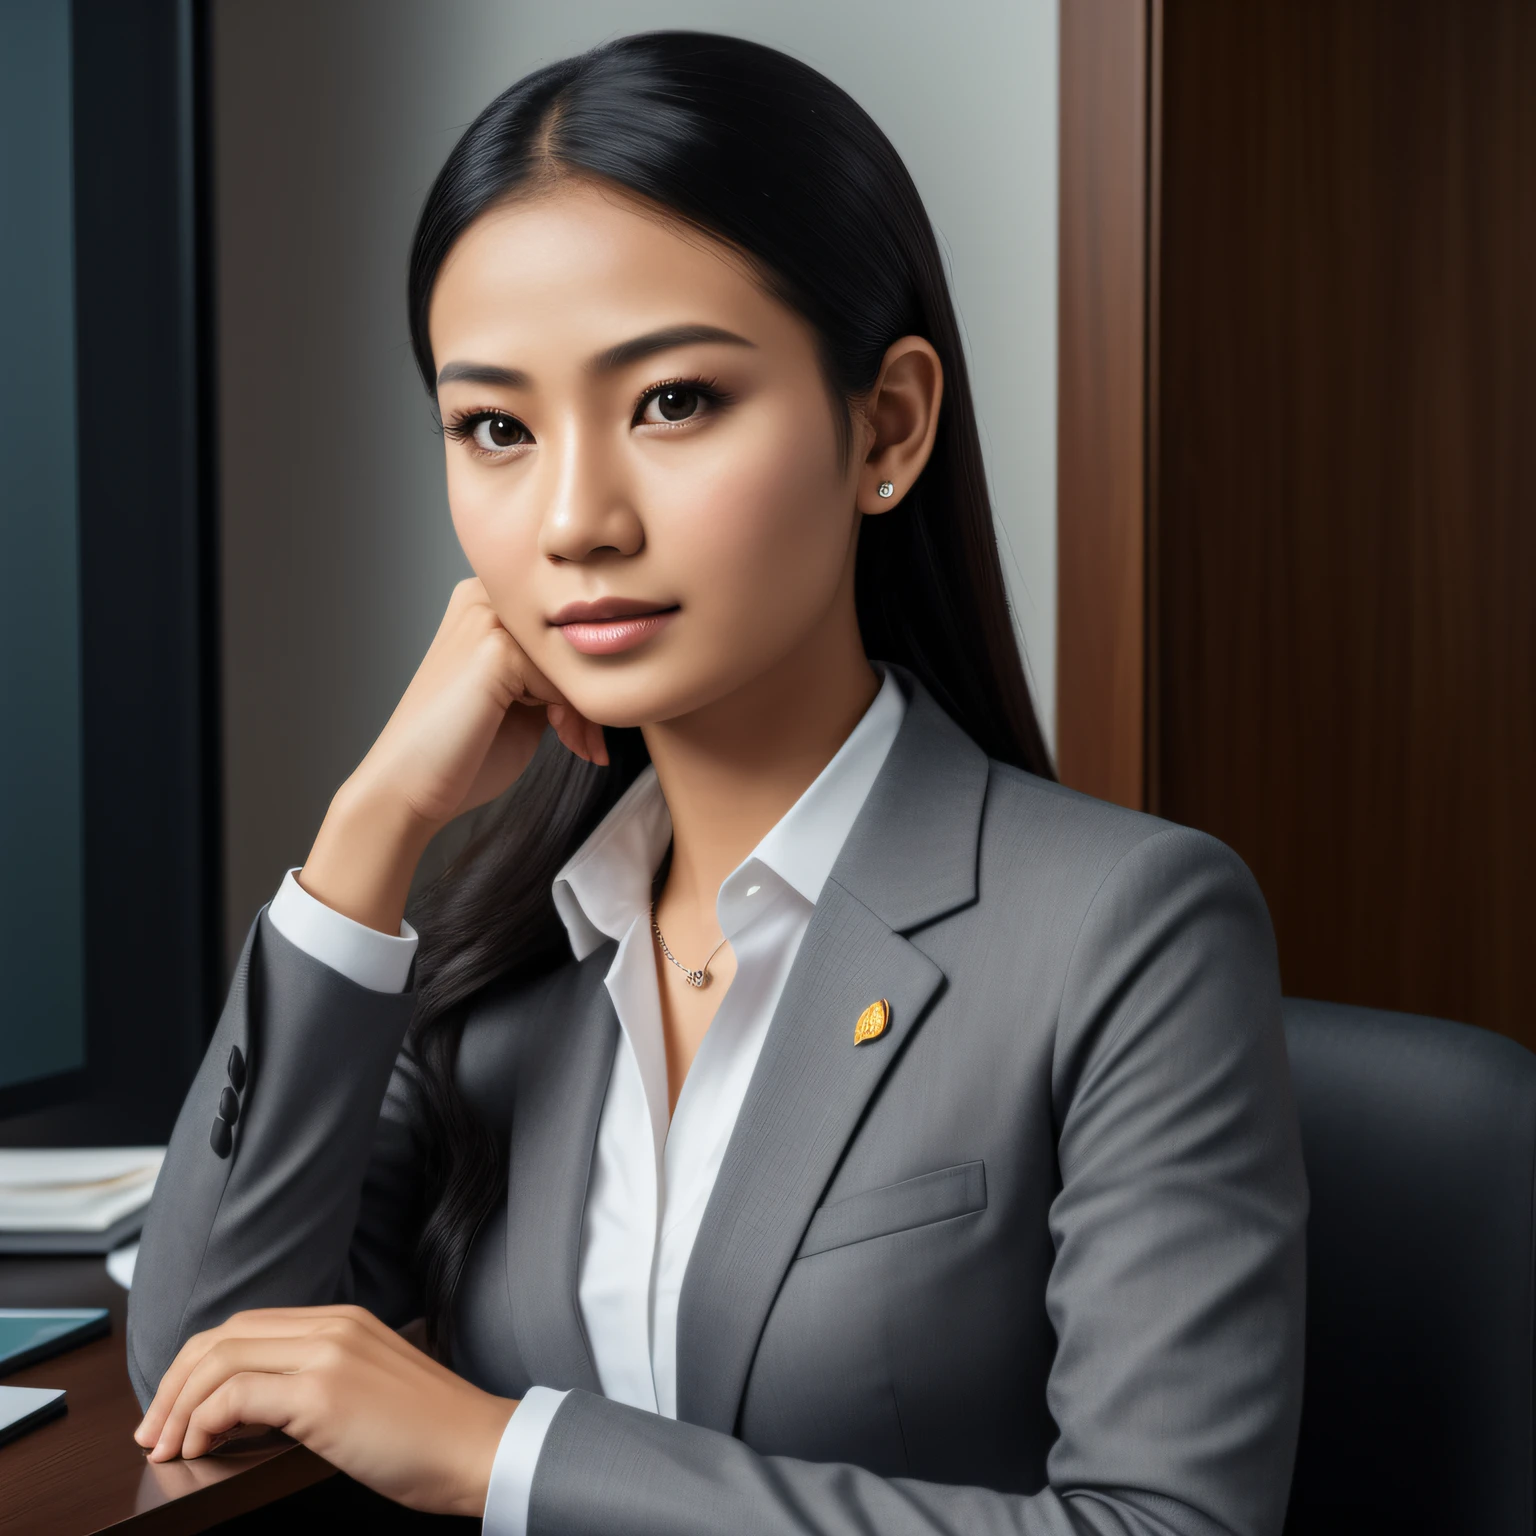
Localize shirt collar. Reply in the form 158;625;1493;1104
551;663;908;961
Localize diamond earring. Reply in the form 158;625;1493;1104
877;480;895;498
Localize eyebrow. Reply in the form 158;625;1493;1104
435;324;755;392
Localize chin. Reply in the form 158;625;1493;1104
560;660;738;734
551;666;680;733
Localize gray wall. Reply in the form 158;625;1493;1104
212;0;1058;967
0;0;86;1089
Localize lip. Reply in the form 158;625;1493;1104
549;596;676;624
550;597;680;656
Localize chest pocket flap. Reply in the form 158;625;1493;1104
796;1159;987;1260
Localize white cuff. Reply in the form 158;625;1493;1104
482;1387;570;1536
265;867;419;993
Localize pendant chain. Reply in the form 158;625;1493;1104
650;899;728;989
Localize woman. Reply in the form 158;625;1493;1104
127;31;1307;1536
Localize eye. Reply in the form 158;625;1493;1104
636;378;726;427
471;412;529;451
642;385;702;424
442;408;532;457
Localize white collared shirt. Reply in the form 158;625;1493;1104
266;663;906;1533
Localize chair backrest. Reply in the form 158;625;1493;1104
1282;998;1536;1535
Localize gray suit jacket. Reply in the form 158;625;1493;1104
128;666;1308;1536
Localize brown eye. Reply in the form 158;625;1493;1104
472;413;527;451
643;386;702;424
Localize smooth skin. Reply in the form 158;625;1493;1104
136;174;943;1515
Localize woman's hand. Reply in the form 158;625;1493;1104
352;575;607;831
133;1304;515;1518
299;576;606;933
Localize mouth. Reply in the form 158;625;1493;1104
549;597;681;656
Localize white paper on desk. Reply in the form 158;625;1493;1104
0;1147;164;1232
0;1384;67;1436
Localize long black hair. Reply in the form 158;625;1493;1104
401;30;1054;1350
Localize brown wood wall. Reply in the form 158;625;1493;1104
1060;0;1536;1043
1055;0;1149;809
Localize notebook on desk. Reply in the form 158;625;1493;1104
0;1149;164;1255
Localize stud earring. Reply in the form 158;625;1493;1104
877;480;895;498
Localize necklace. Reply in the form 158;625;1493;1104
650;899;728;989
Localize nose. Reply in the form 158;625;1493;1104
536;414;644;564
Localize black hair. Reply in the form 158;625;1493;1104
401;29;1054;1351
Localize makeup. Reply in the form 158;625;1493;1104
551;598;679;656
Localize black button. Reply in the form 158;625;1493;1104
210;1117;232;1158
218;1086;240;1124
227;1045;246;1092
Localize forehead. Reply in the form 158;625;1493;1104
428;179;795;363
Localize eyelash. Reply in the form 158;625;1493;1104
441;374;732;458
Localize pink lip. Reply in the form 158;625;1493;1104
556;608;679;655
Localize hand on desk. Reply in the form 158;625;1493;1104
132;1304;516;1518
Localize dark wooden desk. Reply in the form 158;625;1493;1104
0;1255;334;1535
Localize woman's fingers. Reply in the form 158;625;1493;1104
544;701;608;764
148;1307;427;1460
137;1306;405;1447
353;573;612;820
177;1370;306;1461
149;1336;316;1460
586;715;610;766
504;647;566;712
453;582;561;709
138;1327;218;1446
131;1302;517;1513
457;584;609;762
140;1314;271;1444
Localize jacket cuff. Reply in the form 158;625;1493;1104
484;1387;572;1536
267;866;418;993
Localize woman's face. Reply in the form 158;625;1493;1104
428;178;872;730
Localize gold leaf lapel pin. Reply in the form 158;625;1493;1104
854;998;892;1046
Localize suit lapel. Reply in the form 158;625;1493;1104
504;942;619;1394
676;670;991;1432
675;886;946;1430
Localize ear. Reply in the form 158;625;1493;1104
855;335;944;514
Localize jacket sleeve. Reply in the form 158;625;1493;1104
126;904;424;1410
519;826;1309;1536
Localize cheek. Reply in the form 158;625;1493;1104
445;459;542;616
658;402;851;626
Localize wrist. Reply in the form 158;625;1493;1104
457;1394;519;1519
332;768;444;846
299;777;439;936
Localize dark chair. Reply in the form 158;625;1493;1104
1282;998;1536;1535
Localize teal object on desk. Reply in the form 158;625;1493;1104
0;1308;110;1375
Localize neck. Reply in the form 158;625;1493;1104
642;603;880;919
